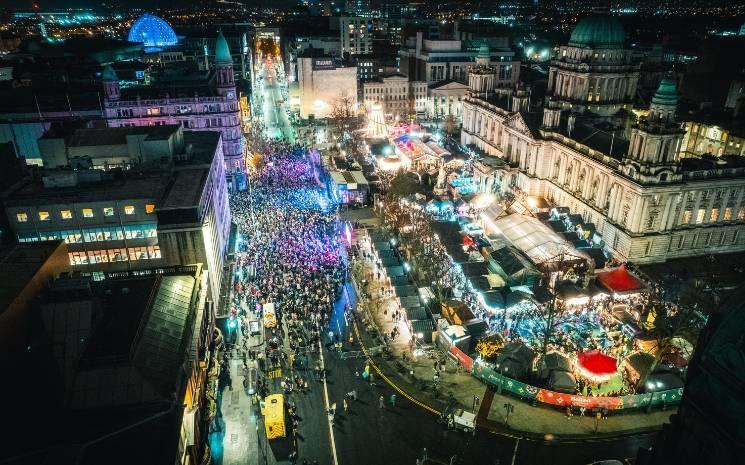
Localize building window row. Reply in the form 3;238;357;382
17;224;158;244
68;245;161;266
16;204;155;223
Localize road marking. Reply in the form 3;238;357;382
267;368;282;379
510;438;520;465
318;329;340;465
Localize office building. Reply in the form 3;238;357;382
340;17;373;56
2;124;230;306
296;54;358;119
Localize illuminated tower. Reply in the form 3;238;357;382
215;32;236;99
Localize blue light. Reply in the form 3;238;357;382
128;14;178;50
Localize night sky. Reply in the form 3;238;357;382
3;0;286;9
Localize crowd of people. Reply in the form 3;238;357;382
230;143;347;384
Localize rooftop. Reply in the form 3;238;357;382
3;131;221;207
54;125;181;146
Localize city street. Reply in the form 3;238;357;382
259;57;294;143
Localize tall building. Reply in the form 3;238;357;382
547;14;639;117
461;13;745;264
295;54;358;119
103;32;244;172
340;17;373;56
400;33;520;86
345;0;373;17
1;125;231;307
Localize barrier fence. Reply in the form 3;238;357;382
472;359;683;411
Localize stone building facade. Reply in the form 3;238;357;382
462;15;745;264
102;32;244;172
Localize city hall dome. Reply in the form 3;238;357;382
128;14;178;50
568;15;625;49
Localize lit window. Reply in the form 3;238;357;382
710;208;719;222
738;208;745;221
38;211;50;221
695;208;706;224
145;204;156;214
724;208;733;221
103;207;114;217
16;212;28;223
61;210;72;219
682;210;692;225
82;208;94;218
124;205;135;215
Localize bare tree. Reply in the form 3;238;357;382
443;114;459;136
329;95;357;142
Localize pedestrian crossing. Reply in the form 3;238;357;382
267;368;282;379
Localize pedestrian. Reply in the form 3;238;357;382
379;395;384;409
390;393;397;407
343;398;349;413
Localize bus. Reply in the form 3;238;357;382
263;302;276;328
262;394;286;439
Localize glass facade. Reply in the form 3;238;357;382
18;224;157;245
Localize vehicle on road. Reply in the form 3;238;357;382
249;320;261;335
263;302;277;328
261;393;286;439
440;404;476;434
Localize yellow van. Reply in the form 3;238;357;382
263;394;285;439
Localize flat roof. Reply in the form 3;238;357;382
3;131;220;208
64;125;181;146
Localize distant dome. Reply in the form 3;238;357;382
128;14;178;50
652;76;678;107
568;15;625;49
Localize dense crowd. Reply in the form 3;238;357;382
229;143;347;387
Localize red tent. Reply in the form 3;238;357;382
597;265;643;294
577;350;617;376
462;235;476;247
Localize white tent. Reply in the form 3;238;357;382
487;213;589;266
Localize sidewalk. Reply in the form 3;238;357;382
351;233;675;439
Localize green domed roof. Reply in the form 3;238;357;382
102;65;118;81
215;31;233;64
568;15;625;49
652;77;678;107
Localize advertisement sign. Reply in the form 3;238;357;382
263;302;276;328
312;59;336;70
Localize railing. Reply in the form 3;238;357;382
472;359;683;411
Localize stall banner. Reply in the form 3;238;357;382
449;346;474;371
472;360;682;410
472;360;538;400
535;390;623;410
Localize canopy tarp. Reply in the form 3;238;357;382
373;241;392;251
460;261;490;277
597;265;644;294
480;290;505;309
548;370;577;394
389;275;410;286
488;213;589;266
399;296;423;309
577;350;618;376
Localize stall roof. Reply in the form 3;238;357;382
444;243;470;263
381;256;401;267
389;275;410;286
400;296;423;308
490;213;589;266
385;265;405;277
490;247;531;277
463;318;489;336
460;261;490;277
404;306;428;321
394;285;418;297
376;249;396;259
548;370;577;393
373;241;392;251
469;275;492;292
597;265;644;294
411;319;435;334
583;248;607;268
547;220;566;233
369;230;388;242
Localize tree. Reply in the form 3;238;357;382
329;95;357;142
387;172;424;199
644;302;704;374
443;114;459;137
